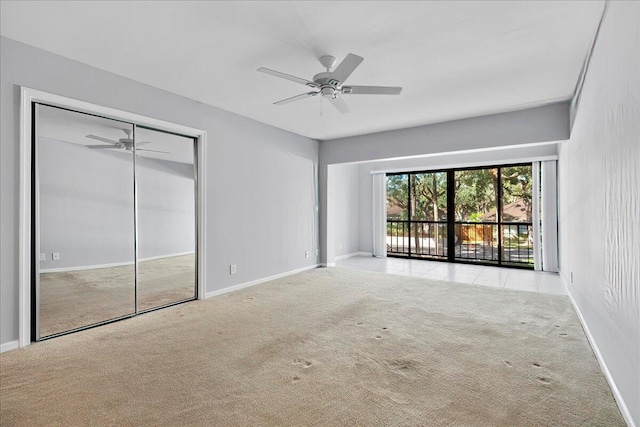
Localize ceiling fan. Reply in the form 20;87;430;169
85;129;169;154
258;53;402;113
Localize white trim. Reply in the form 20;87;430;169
19;87;207;348
369;154;559;175
204;265;318;299
335;252;360;261
1;340;20;353
320;262;337;267
566;282;636;427
19;89;32;348
334;251;373;261
196;129;207;303
39;251;196;273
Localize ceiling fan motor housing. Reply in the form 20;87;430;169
313;72;341;88
320;86;338;99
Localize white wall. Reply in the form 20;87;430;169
329;163;361;259
0;37;319;346
558;2;639;425
38;137;195;271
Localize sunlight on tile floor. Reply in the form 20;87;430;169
335;256;566;295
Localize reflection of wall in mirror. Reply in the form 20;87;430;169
38;137;195;271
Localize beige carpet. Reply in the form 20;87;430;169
40;254;195;337
1;267;624;426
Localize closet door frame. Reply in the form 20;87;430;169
18;87;207;348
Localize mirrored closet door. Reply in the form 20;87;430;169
33;104;197;340
135;127;197;312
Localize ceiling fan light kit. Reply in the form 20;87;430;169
258;53;402;113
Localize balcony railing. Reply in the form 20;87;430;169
386;220;533;266
386;220;447;258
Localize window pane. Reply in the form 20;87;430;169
501;165;532;223
454;168;498;222
386;174;409;255
386;174;408;219
410;172;447;221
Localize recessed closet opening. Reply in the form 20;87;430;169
31;102;201;341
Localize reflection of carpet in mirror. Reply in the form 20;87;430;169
40;254;195;337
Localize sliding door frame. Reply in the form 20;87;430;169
19;87;207;348
386;162;534;269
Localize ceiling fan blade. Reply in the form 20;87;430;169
274;91;318;105
342;85;403;95
258;67;318;88
86;145;118;149
137;148;170;154
331;53;364;84
86;134;120;145
135;141;151;146
328;96;350;114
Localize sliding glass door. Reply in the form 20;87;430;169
454;168;500;263
386;164;533;268
499;165;534;266
386;172;448;258
33;104;197;340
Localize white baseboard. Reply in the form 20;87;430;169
1;340;20;353
334;251;373;261
40;251;195;273
205;264;318;299
320;262;336;267
565;279;636;427
335;252;358;261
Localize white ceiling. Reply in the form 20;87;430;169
1;1;604;140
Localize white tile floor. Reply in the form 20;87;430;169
335;255;566;295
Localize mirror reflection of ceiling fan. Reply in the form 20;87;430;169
85;129;170;154
258;53;403;113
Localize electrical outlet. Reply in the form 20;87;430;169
570;272;573;283
316;248;319;256
230;264;236;275
305;250;310;258
52;252;60;261
39;253;46;261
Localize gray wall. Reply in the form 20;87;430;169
136;155;196;261
0;37;319;346
319;103;570;265
558;2;639;424
329;163;361;259
320;102;569;165
38;137;195;271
